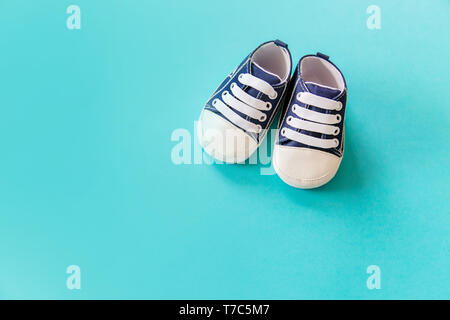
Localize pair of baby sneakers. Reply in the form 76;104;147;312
198;40;347;189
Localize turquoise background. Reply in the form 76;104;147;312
0;0;449;299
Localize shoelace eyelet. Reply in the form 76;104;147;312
287;116;293;124
336;102;343;111
333;127;340;135
259;114;267;122
269;91;277;100
266;102;272;110
256;124;262;134
336;114;342;123
333;138;339;147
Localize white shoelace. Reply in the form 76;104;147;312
281;92;342;149
212;73;278;134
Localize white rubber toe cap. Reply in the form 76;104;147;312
273;144;342;189
197;110;257;163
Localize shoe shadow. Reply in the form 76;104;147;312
205;115;280;186
205;117;369;202
276;124;377;215
313;133;364;193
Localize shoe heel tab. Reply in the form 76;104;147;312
316;52;329;60
274;39;288;49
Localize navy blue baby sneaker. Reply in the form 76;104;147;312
198;40;292;163
273;53;347;189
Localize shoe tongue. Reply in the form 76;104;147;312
305;82;341;99
246;62;281;98
251;62;282;85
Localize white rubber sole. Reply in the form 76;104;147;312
272;145;342;189
197;109;271;164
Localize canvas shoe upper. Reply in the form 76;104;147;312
198;40;292;163
273;53;347;188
